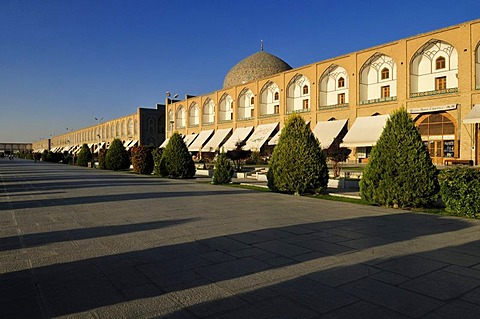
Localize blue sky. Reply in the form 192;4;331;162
1;0;479;143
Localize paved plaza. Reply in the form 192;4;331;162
1;159;480;318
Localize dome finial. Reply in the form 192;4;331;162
261;39;264;51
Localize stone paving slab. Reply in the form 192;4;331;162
2;159;480;318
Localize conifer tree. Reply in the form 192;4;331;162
212;151;234;184
105;138;130;171
360;108;439;208
76;143;93;167
267;114;329;195
161;133;196;178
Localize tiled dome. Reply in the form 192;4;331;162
223;51;292;88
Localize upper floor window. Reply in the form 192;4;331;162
274;92;279;100
337;93;345;104
303;85;309;94
338;77;345;88
381;68;389;80
250;97;255;105
435;76;447;90
303;99;309;109
436;56;446;70
381;85;390;98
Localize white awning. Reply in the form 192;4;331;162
125;140;138;151
268;130;282;146
123;140;132;148
202;128;232;152
183;134;198;147
93;142;105;154
188;129;214;152
222;127;254;151
463;105;480;124
313;119;348;149
159;138;170;148
244;123;278;151
341;115;390;147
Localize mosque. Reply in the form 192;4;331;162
33;18;480;165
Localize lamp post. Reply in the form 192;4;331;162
166;92;178;137
94;117;103;160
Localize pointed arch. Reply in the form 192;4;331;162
202;98;215;124
319;64;349;108
218;93;233;122
176;105;186;128
410;39;458;97
476;42;480;89
260;81;280;116
359;53;397;104
237;88;255;120
286;74;310;114
188;102;199;127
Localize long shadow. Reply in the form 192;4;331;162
161;240;480;318
0;189;257;211
0;213;473;318
0;218;200;251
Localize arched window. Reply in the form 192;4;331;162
127;119;134;137
338;77;345;88
436;56;446;70
259;81;280;116
250;97;254;105
202;99;215;124
238;88;255;120
219;94;233;121
319;65;349;108
381;68;389;80
188;103;199;126
303;85;309;94
416;113;456;164
176;105;186;128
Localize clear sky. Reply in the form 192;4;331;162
1;0;479;143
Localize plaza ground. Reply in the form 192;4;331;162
1;159;480;318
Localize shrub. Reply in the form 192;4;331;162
226;141;252;171
41;150;48;161
161;133;195;178
105;138;130;171
439;167;480;218
212;152;234;184
131;146;154;175
76;144;93;167
324;144;351;178
98;148;107;169
360;108;439;208
267;114;329;195
152;148;163;175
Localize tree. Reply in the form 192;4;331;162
98;148;107;169
212;151;234;184
76;144;93;167
267;114;329;195
131;146;154;175
105;138;130;171
360;108;439;208
226;140;251;171
161;133;195;178
324;144;351;178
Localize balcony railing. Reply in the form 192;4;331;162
218;119;233;124
238;117;254;121
410;88;458;98
188;124;199;128
318;103;349;111
202;121;215;126
359;96;397;105
286;108;311;115
259;113;280;118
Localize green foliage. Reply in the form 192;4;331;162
152;148;163;175
267;114;329;195
98;148;107;169
246;151;267;165
105;138;130;171
226;141;252;171
439;167;480;218
41;150;48;161
325;144;352;178
76;144;93;167
160;133;196;178
131;146;154;175
360;108;439;208
212;152;234;184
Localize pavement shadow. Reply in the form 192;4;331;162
0;218;200;251
0;213;473;318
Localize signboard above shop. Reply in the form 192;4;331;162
408;104;457;114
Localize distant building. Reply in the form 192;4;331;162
165;19;480;165
32;106;165;154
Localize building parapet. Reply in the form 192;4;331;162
410;88;458;98
259;113;280;118
287;108;310;115
238;117;254;121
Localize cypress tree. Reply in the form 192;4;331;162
360;108;439;208
161;133;195;178
76;144;93;167
212;152;234;184
267;114;329;195
105;138;130;171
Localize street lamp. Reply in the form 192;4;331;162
166;92;179;137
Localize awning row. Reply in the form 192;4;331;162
161;115;393;152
